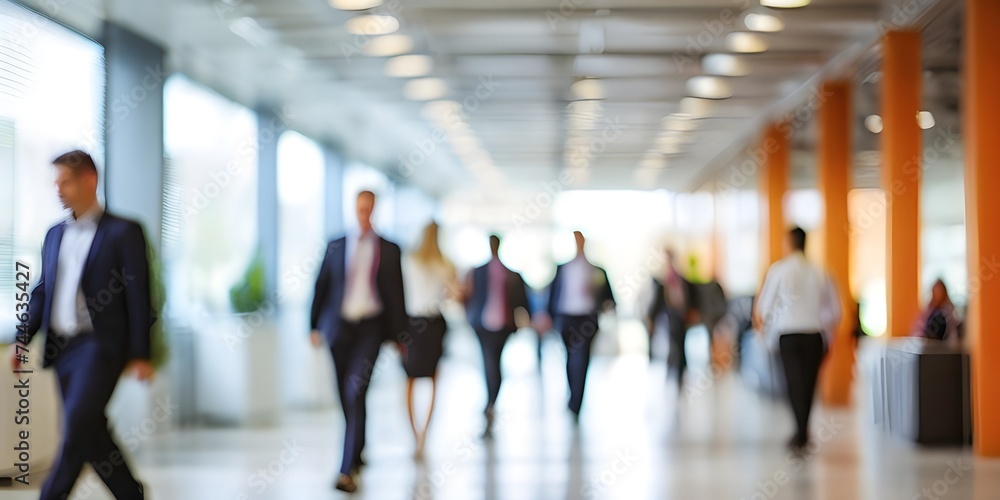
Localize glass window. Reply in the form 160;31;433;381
163;74;258;316
0;1;104;340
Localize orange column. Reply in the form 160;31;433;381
818;81;854;406
881;31;922;338
965;0;1000;458
758;122;788;274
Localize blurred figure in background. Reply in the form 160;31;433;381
401;222;458;458
754;227;841;453
911;278;961;341
463;234;531;438
544;231;615;421
10;151;152;500
310;190;407;493
647;249;699;388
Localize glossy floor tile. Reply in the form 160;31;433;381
4;329;998;500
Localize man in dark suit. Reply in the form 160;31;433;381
464;234;530;437
544;231;615;421
9;150;152;500
310;190;406;493
647;249;698;389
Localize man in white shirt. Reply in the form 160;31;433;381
310;191;406;492
754;226;842;452
544;231;615;420
10;150;153;500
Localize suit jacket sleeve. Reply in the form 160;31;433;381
310;243;334;331
546;268;559;318
21;230;51;344
122;223;153;360
600;268;615;310
384;242;407;341
516;273;532;316
647;281;664;321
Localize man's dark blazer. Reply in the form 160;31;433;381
464;260;531;332
310;235;407;344
648;274;699;324
22;211;154;368
546;261;615;328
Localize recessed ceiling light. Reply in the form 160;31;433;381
346;15;399;35
918;111;935;129
760;0;811;8
385;54;433;77
404;78;448;100
702;54;750;76
571;79;605;100
865;114;883;134
726;32;768;53
744;13;785;32
362;35;413;57
686;76;733;99
329;0;384;11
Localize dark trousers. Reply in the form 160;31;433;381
331;317;384;475
474;328;514;412
778;332;826;446
41;334;144;500
665;309;688;387
558;315;599;415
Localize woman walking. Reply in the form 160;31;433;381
401;222;458;457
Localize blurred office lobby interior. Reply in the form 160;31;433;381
1;0;1000;498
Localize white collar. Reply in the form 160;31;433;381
68;202;103;225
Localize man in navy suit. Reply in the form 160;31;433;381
544;231;615;421
310;190;406;493
463;234;531;437
9;150;152;500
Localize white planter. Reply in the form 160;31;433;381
193;313;279;426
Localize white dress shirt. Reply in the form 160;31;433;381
557;255;596;316
756;252;842;348
402;256;452;317
341;230;383;321
50;203;103;337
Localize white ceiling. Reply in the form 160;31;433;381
13;0;955;197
